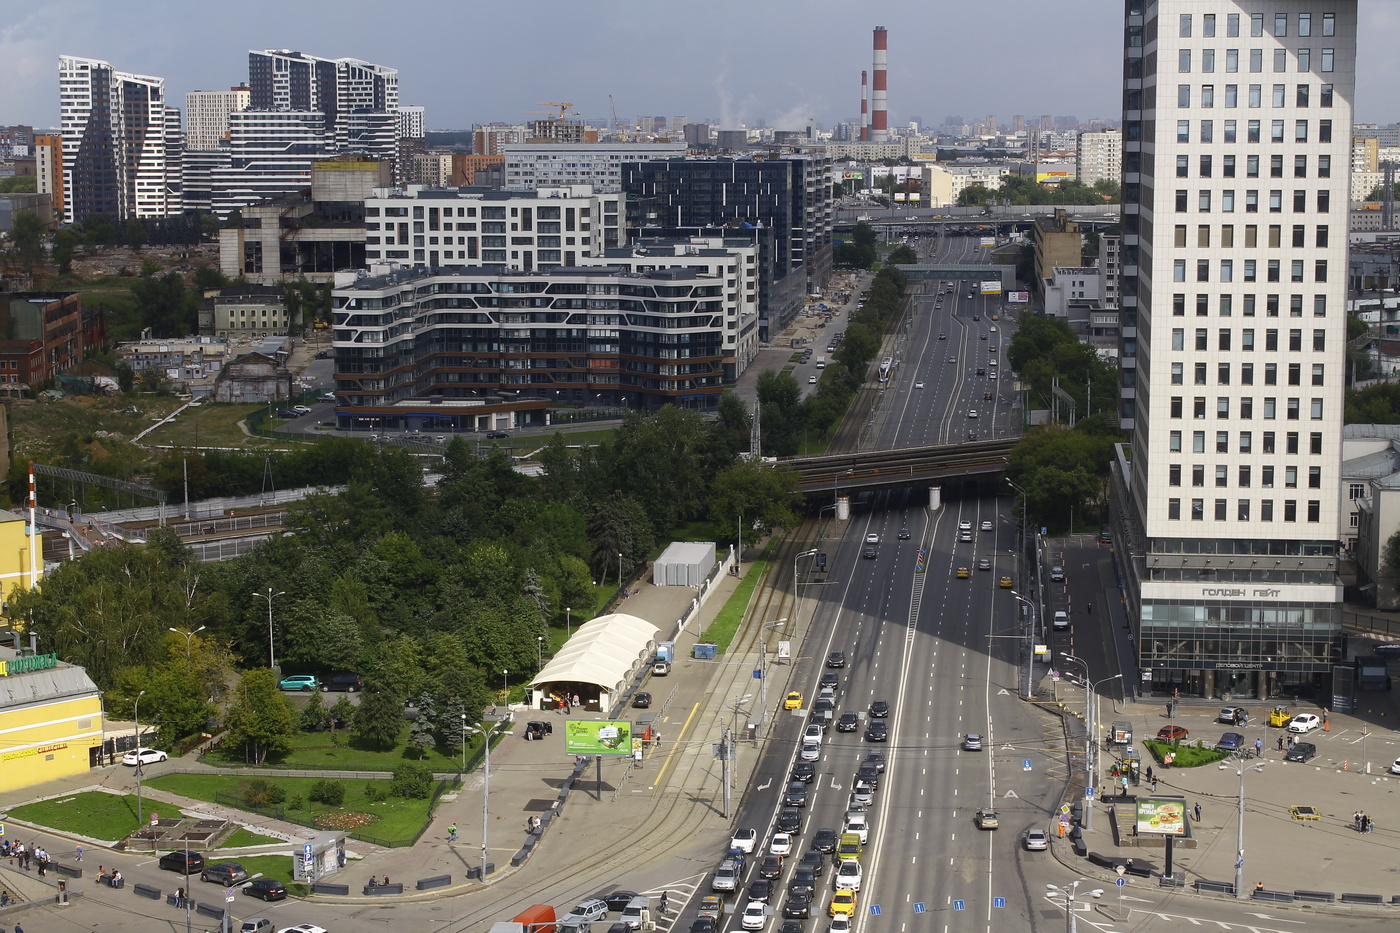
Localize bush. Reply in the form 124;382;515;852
287;795;304;811
1142;739;1231;768
309;779;346;806
389;762;432;800
365;784;386;803
242;779;287;807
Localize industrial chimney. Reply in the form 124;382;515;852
871;27;889;143
860;71;869;142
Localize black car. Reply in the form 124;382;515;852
747;878;774;902
602;891;641;913
690;919;719;933
1285;742;1317;762
782;894;812;919
812;828;838;854
856;764;880;787
837;712;859;732
200;862;248;885
809;708;832;731
631;692;652;709
898;527;911;539
159;851;205;874
243;878;287;901
485;430;510;439
759;855;784;880
779;922;805;933
776;809;802;833
524;720;553;740
798;851;825;876
869;699;890;718
864;750;887;772
862;545;878;559
826;651;847;669
321;673;363;693
791;761;816;783
788;869;817;899
819;672;840;691
784;781;808;807
865;720;889;742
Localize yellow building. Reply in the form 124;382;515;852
0;647;104;793
0;509;41;601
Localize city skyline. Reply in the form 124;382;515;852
7;0;1400;134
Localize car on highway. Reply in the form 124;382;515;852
1288;713;1321;733
956;566;970;578
787;869;817;899
856;763;880;787
976;367;985;376
978;558;992;571
784;781;808;807
244;879;287;902
869;699;890;718
776;809;802;834
959;519;972;531
712;857;743;892
632;691;652;709
947;356;957;363
1215;732;1245;751
770;832;794;856
984;391;995;400
797;851;825;877
1024;829;1049;851
914;381;924;389
862;544;878;559
835;860;862;891
837;711;859;732
864;749;886;772
1053;610;1069;630
1284;742;1317;763
864;721;888;742
808;375;817;384
898;527;911;539
938;333;947;340
827;651;846;669
278;674;319;692
974;808;1000;830
999;576;1013;588
691;918;719;933
843;812;869;843
865;532;880;545
801;741;820;762
828;889;858;919
804;724;824;744
981;520;993;532
819;671;840;691
122;747;168;766
741;900;769;930
791;762;815;783
731;828;758;853
201;862;249;885
782;894;812;920
784;691;804;710
778;921;803;933
960;530;973;542
812;827;838;853
962;733;983;751
746;879;773;902
759;855;785;879
828;916;854;933
967;409;978;418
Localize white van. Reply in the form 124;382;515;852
621;896;651;930
1053;610;1069;630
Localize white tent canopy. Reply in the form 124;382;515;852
528;612;659;713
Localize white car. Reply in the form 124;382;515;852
835;859;862;892
741;900;769;931
959;520;972;531
843;813;869;843
981;520;993;532
279;926;329;933
967;409;979;418
1288;713;1321;733
809;375;818;384
801;742;821;762
731;828;758;853
865;533;879;545
1024;828;1049;851
828;916;854;933
769;832;794;856
1390;757;1400;776
122;747;168;766
914;381;924;389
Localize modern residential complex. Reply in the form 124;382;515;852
1112;1;1356;700
184;85;250;150
1076;128;1123;186
503;142;685;193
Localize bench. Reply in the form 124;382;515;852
1292;890;1335;903
467;863;496;880
1340;893;1385;906
363;883;403;896
195;901;225;920
1086;852;1117;869
415;875;451;891
51;863;82;879
1159;876;1184;888
1252;889;1294;903
311;883;349;896
1125;862;1154;878
132;884;160;901
1195;880;1235;896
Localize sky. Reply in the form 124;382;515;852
5;1;1400;133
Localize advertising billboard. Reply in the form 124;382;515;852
1134;797;1187;836
979;280;1003;295
979;237;996;248
564;720;634;756
1008;291;1029;304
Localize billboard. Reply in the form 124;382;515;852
1134;797;1187;836
980;280;1003;295
1008;291;1029;304
564;720;634;756
979;237;996;248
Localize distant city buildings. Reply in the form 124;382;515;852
184;85;250;150
503;142;685;193
1075;129;1122;187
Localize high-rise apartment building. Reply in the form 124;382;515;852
33;134;64;220
1114;1;1355;700
185;85;250;150
58;56;181;222
1076;129;1123;186
503;142;685;193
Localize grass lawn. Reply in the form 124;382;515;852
221;854;294;884
7;791;146;841
220;827;284;849
705;559;767;652
1142;739;1232;768
144;403;301;450
148;773;433;848
203;725;478;773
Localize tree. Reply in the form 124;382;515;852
708;459;804;539
407;695;436;759
301;689;331;732
0;176;38;194
851;222;877;248
4;212;46;278
352;682;406;750
887;244;918;264
52;228;77;275
223;669;298;764
125;218;147;251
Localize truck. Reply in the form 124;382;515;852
815;355;826;369
1355;655;1393;691
488;904;557;933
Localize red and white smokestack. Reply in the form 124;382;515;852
871;26;889;143
860;70;869;142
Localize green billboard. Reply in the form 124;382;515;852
564;720;634;756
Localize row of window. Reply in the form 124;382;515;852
1174;118;1332;143
1178;82;1335;110
1176;153;1332;178
1172;256;1328;283
1171;327;1326;352
1174;224;1329;249
1175;188;1332;214
1166;498;1322;523
1181;12;1336;39
1172;388;1328;422
1170;420;1327;456
1179;47;1336;74
1170;293;1329;318
1170;462;1324;489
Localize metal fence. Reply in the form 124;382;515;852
1343;611;1400;638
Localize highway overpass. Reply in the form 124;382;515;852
783;437;1014;501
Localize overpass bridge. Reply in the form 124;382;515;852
783;438;1014;501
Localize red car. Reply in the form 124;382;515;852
1156;725;1190;743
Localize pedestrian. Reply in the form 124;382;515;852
1256;882;1265;893
1354;811;1363;832
176;886;185;908
447;823;457;843
1151;777;1159;793
1277;735;1284;751
1194;802;1202;822
655;731;663;750
572;693;581;709
13;922;21;933
75;843;82;862
1360;812;1369;834
1255;738;1263;758
1322;707;1329;728
1288;735;1295;750
660;891;670;915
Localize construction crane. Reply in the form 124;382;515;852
522;101;578;121
609;95;619;137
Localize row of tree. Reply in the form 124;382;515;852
957;174;1121;208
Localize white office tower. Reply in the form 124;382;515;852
1115;1;1355;701
396;105;426;140
185;86;251;150
58;55;178;222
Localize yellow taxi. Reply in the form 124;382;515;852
828;889;858;919
999;576;1014;588
956;566;970;579
784;691;804;711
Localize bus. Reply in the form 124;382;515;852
878;358;893;382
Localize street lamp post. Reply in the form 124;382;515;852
1219;756;1267;898
168;625;206;660
1009;593;1037;699
252;587;285;670
694;584;706;640
1060;654;1122;832
1005;478;1030;587
1046;880;1103;933
501;669;508;704
758;618;789;727
134;689;148;825
536;636;543;668
464;719;507;884
460;713;467;773
618;552;623;589
565;607;571;640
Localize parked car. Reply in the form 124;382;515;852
321;673;363;693
1215;732;1246;751
1284;742;1317;763
1156;725;1190;742
1288;713;1321;733
243;880;287;902
1218;706;1249;726
159;851;205;874
523;720;553;741
602;891;641;913
200;862;249;885
631;691;652;709
122;747;168;766
278;674;319;692
241;921;274;933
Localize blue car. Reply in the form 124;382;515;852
279;674;319;692
1215;732;1245;751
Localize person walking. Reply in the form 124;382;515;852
1277;734;1284;752
655;731;662;750
1194;802;1202;822
1146;765;1154;783
1354;811;1363;832
447;823;457;843
1254;737;1263;758
75;843;82;862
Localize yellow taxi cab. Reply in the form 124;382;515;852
828;889;858;918
956;567;970;579
999;576;1014;588
784;691;804;711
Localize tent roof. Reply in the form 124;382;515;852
530;612;660;693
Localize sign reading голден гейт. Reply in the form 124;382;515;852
0;653;58;676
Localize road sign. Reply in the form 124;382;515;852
953;900;966;911
226;895;235;902
303;843;314;861
1061;804;1071;814
752;669;762;679
1023;759;1032;771
0;823;5;836
1116;878;1126;887
869;905;881;915
993;897;1006;908
913;903;926;913
1086;786;1095;797
150;812;158;824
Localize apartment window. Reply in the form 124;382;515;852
1203;49;1216;73
1247;154;1259;177
1288;362;1301;385
1239;465;1252;487
1250;49;1263;73
1179;84;1192;107
1192;499;1205;520
1314;296;1327;317
1201;120;1214;142
1217;397;1230;418
1321;49;1334;72
1200;191;1214;213
1265;363;1278;385
1274;49;1288;72
1242;363;1254;384
1297;48;1311;72
1174;260;1187;282
1266;329;1279;350
1228;12;1240;37
1240;397;1253;418
1246;190;1259;213
1294;155;1307;178
1224;154;1236;177
1197;259;1211;281
1249;83;1263;107
1201;155;1214;177
1270;154;1284;178
1298;12;1311;37
1173;293;1186;315
1170;431;1182;452
1308;465;1322;489
1290;224;1305;248
1221;190;1235;212
1292;190;1306;212
1286;398;1300;420
1291;260;1304;282
1264;464;1276;486
1168;498;1182;520
1180;49;1193;72
1220;259;1234;282
1225;119;1237;142
1194;432;1206;453
1320;85;1333;107
1313;329;1325;351
1286;466;1298;488
1289;328;1302;351
1291;295;1304;317
1227;50;1239;73
1295;120;1308;142
1242;329;1255;351
1212;499;1226;520
1222;227;1236;250
1316;225;1329;247
1169;464;1182;486
1172;328;1185;350
1219;362;1232;383
1297;84;1310;107
1261;499;1273;521
1180;13;1192;36
1312;433;1324;455
1317;190;1330;212
1271;120;1285;143
1241;432;1253;453
1191;397;1205;419
1307;500;1320;523
1177;155;1189;178
1311;398;1323;420
1264;398;1277;420
1272;84;1286;107
1195;362;1208;384
1195;328;1209;351
1198;294;1210;315
1176;189;1189;211
1322;12;1335;36
1171;397;1184;418
1239;499;1251;521
1315;260;1329;283
1319;119;1332;142
1284;500;1298;522
1274;12;1288;36
1216;431;1229;453
1251;12;1264;36
1268;259;1281;282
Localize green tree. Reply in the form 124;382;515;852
886;244;918;264
301;689;331;732
193;265;228;292
0;176;38;194
125;218;147;251
52;228;77;275
708;459;804;538
4;211;46;278
851;222;877;248
352;681;406;750
224;669;298;764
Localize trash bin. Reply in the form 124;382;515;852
746;722;758;742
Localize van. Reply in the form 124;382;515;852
620;897;650;930
1050;566;1065;582
835;832;863;863
1052;610;1069;630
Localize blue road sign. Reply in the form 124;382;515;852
993;897;1006;908
753;669;762;679
953;900;966;911
1023;759;1032;771
913;903;926;913
1086;786;1095;797
303;843;313;861
1116;878;1127;887
869;905;882;915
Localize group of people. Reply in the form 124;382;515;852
2;840;50;875
553;693;584;714
95;866;123;887
368;875;392;886
1354;811;1375;833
